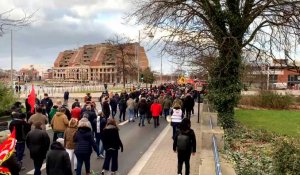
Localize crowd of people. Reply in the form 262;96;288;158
4;83;200;175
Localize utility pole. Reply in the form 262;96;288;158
11;29;13;90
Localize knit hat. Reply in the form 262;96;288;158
78;117;92;128
56;138;64;146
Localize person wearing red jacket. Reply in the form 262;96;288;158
150;99;162;128
71;106;81;120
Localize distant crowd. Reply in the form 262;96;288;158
4;83;202;175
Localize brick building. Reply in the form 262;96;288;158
52;43;149;83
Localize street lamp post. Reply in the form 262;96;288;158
11;29;14;90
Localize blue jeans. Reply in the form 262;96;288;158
128;108;134;121
139;114;145;126
16;142;25;162
163;108;170;118
103;149;118;172
95;133;104;156
111;109;117;118
76;153;91;175
33;158;44;175
172;122;180;139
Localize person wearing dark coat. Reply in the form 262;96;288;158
101;118;123;175
71;99;80;109
183;94;195;119
64;90;70;106
46;141;72;175
40;93;53;116
74;118;98;175
26;122;50;175
92;111;107;158
173;118;196;175
9;112;31;165
102;97;111;118
137;98;148;126
109;97;118;118
80;105;97;128
118;97;127;122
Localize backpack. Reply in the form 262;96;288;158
176;132;190;151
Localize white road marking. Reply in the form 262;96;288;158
118;120;129;126
26;163;46;174
127;125;171;175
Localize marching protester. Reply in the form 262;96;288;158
51;107;69;142
118;96;127;122
26;122;50;175
64;118;79;171
41;93;53;116
173;118;196;175
93;111;107;158
101;118;123;175
126;96;135;122
171;103;183;139
137;97;147;127
150;99;162;128
46;139;72;175
102;96;111;118
9;112;31;168
74;117;98;175
109;96;118;119
28;106;48;131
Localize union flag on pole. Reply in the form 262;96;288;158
0;127;17;175
28;84;36;113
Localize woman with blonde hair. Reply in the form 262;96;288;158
64;118;78;171
101;118;123;175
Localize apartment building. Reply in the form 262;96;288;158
52;43;149;83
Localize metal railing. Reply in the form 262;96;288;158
208;106;222;175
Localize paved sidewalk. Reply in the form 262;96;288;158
136;112;202;175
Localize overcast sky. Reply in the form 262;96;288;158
0;0;173;73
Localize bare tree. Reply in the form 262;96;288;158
129;0;300;128
0;9;33;35
106;35;138;88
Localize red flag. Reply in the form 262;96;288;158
28;84;36;113
0;127;17;175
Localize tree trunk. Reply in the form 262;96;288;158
209;39;243;128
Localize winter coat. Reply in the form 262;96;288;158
118;98;127;111
92;116;107;135
138;99;148;115
41;97;53;114
150;103;162;117
46;142;72;175
81;110;97;126
162;98;172;109
102;100;111;118
184;95;195;111
63;91;69;100
74;127;97;155
71;101;80;109
9;119;31;143
51;112;69;132
28;113;48;131
102;125;123;151
64;125;78;149
173;129;197;153
109;98;118;111
71;107;81;120
49;107;58;122
1;153;21;175
126;98;135;110
26;128;50;159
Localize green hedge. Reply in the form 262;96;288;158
0;83;16;116
239;91;293;109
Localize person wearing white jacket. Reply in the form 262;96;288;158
171;104;183;139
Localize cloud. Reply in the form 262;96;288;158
0;0;172;74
